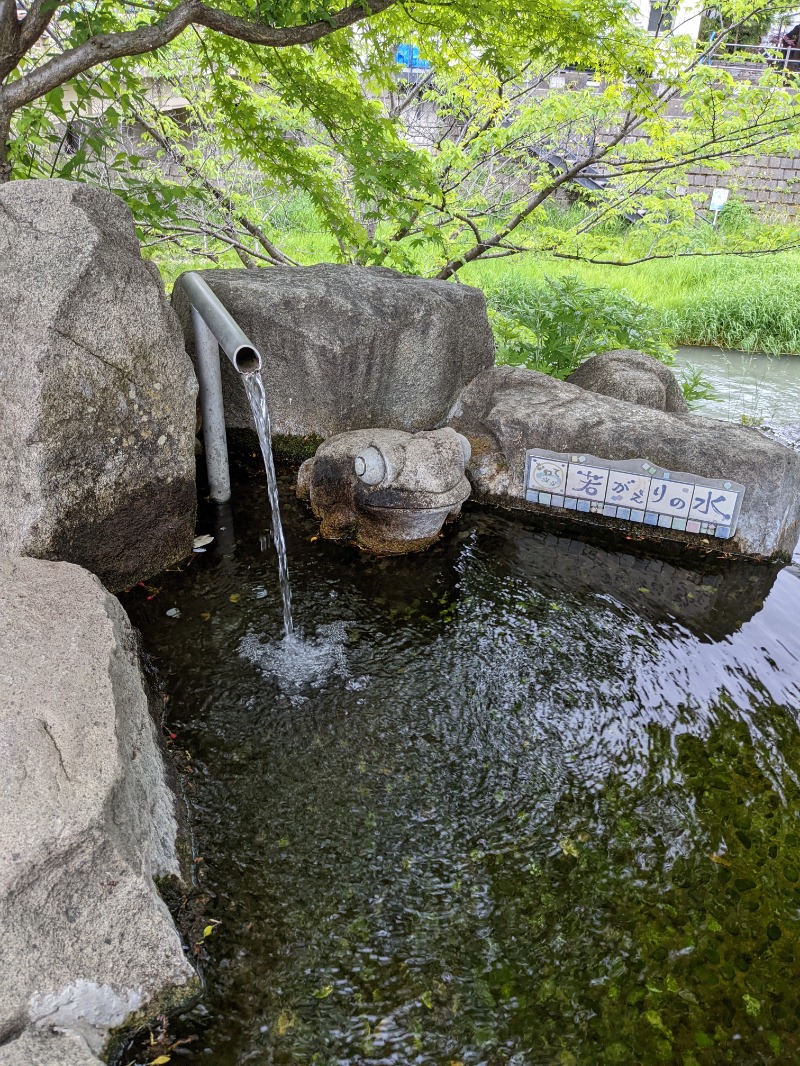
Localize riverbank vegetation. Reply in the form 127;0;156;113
467;250;800;357
148;194;800;358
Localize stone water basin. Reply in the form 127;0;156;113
122;470;800;1066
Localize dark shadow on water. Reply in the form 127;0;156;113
121;468;800;1066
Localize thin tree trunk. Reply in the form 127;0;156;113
0;108;12;182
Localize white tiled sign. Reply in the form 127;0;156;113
525;450;745;539
646;478;694;517
605;472;650;509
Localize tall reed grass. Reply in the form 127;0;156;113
465;253;800;355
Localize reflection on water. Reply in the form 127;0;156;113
675;346;800;425
123;473;800;1066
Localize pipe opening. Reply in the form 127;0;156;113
234;345;262;375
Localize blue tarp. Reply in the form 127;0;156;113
394;43;431;68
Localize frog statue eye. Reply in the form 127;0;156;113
354;446;387;486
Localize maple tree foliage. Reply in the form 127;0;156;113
2;0;799;270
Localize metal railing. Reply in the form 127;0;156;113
180;271;262;504
700;40;800;70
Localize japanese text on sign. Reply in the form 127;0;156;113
524;450;745;539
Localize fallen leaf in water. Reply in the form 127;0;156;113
709;853;732;867
229;594;240;603
201;612;211;621
193;534;214;548
150;1057;171;1065
312;984;333;999
276;1010;296;1036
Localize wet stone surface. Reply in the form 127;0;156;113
122;470;800;1066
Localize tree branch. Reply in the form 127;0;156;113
0;0;399;111
18;0;59;53
0;0;22;81
435;112;645;280
132;105;298;265
551;243;800;266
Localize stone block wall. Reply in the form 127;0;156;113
682;153;800;218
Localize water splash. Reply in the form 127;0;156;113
242;372;293;636
238;622;350;692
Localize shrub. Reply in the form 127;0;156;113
486;274;675;378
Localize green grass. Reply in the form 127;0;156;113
145;193;800;355
462;253;800;355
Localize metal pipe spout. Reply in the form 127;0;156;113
181;271;263;376
181;271;264;503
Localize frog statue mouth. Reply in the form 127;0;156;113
297;428;473;554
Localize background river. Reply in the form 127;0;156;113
675;347;800;427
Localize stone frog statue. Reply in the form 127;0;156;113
296;427;472;554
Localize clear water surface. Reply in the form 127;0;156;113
122;471;800;1066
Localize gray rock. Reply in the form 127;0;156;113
297;428;472;553
449;367;800;560
0;1030;102;1066
0;557;198;1056
172;265;494;455
567;349;689;412
0;180;198;590
760;422;800;452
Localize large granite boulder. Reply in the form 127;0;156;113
761;421;800;452
171;264;494;456
449;367;800;560
0;557;198;1058
0;1031;102;1065
566;349;689;413
0;180;197;590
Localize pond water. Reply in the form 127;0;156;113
123;472;800;1066
674;347;800;426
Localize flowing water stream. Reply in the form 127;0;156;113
122;470;800;1066
242;372;293;636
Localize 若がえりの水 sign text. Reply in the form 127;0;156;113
524;450;745;539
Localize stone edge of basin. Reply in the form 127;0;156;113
171;262;495;445
0;178;198;594
0;555;199;1063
